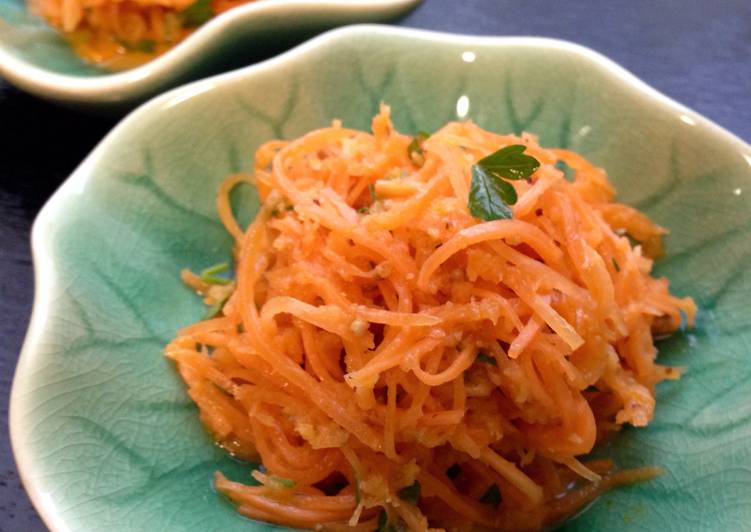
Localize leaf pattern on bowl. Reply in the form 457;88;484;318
11;27;751;531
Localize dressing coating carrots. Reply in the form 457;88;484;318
166;105;695;531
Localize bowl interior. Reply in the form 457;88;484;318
13;28;751;531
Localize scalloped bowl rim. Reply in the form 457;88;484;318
0;0;419;104
10;24;751;532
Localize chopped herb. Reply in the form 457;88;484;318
132;39;156;53
476;352;498;366
200;262;231;285
377;510;405;532
612;258;621;272
479;484;502;508
377;510;388;532
179;0;213;27
201;262;228;277
115;38;156;54
164;12;180;42
252;468;296;488
271;204;294;217
202;293;229;320
269;475;295;488
397;481;421;505
357;206;369;214
408;131;430;164
369;183;378;202
468;144;540;221
555;159;576;182
354;476;362;504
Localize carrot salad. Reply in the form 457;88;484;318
31;0;254;69
165;105;696;531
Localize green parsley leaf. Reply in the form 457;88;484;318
397;481;421;505
357;206;369;214
475;352;498;366
469;166;516;220
179;0;213;27
479;484;502;508
476;144;540;181
369;183;378;202
200;262;231;285
468;144;540;221
408;131;430;164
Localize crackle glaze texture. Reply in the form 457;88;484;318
11;28;751;531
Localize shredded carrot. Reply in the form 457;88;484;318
166;105;696;531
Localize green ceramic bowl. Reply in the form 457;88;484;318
11;25;751;532
0;0;419;109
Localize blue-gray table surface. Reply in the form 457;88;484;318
1;1;749;530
